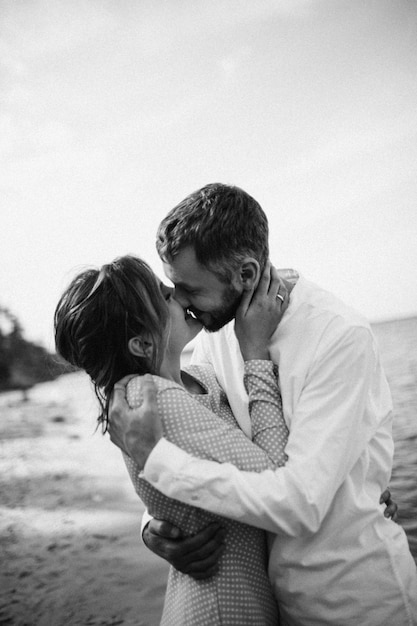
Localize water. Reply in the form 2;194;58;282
372;316;417;561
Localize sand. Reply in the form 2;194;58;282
0;372;169;626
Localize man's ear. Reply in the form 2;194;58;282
239;258;261;291
128;336;153;358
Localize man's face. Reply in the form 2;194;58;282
162;246;242;332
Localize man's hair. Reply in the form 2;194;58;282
156;183;269;282
54;255;169;430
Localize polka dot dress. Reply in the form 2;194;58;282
124;361;288;625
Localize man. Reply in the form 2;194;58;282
110;183;417;624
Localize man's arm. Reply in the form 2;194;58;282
142;326;392;535
110;330;398;572
110;336;397;575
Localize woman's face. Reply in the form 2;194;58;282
159;282;203;353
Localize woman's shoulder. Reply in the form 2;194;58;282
185;364;220;392
126;374;185;409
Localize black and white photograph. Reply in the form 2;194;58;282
1;1;417;624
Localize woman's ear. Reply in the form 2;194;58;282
239;258;261;291
128;336;153;358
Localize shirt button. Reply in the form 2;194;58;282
149;473;159;483
191;495;199;501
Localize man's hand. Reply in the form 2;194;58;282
143;519;227;580
380;488;398;521
108;374;163;469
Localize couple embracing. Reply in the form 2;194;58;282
55;183;417;625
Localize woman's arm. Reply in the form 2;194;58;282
244;360;288;468
126;375;283;472
236;261;290;466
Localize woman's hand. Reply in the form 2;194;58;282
235;262;290;361
380;488;399;521
108;374;163;469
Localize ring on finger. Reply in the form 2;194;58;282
276;293;285;303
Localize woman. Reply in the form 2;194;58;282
54;254;289;625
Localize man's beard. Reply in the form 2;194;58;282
194;284;241;333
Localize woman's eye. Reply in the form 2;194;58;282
160;283;172;301
162;287;172;301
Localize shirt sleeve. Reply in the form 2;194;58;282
143;326;382;536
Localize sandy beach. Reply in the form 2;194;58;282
0;372;169;626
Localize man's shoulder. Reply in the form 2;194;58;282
270;273;373;363
291;274;370;332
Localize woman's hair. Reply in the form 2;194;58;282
156;183;269;283
54;255;169;430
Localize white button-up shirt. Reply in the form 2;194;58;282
143;274;417;625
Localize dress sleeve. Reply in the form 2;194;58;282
244;360;288;468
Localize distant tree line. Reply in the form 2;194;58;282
0;305;75;393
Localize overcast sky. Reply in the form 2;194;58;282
1;0;417;349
